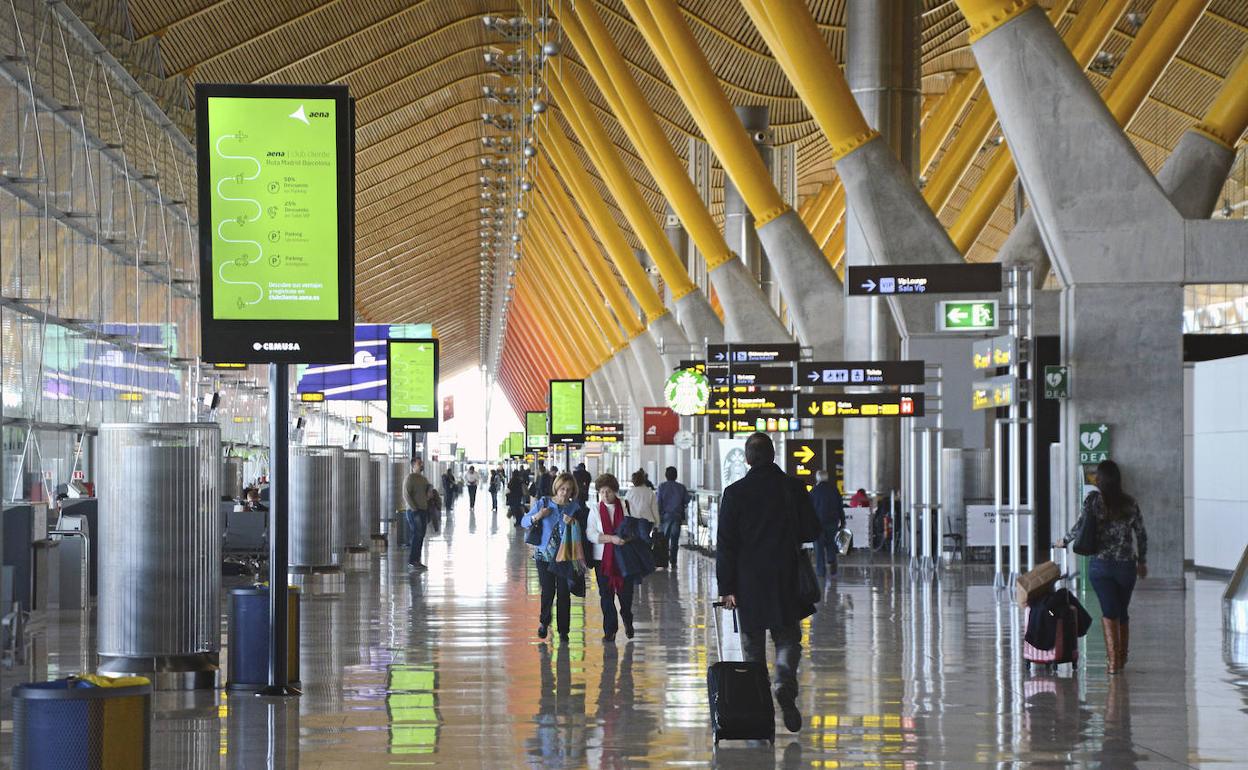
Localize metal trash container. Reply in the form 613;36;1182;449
367;453;384;540
96;423;221;689
389;457;407;543
12;675;152;769
290;446;341;571
221;456;245;500
227;586;301;691
340;450;368;553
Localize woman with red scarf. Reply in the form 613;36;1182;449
587;473;635;642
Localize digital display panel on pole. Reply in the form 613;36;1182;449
196;83;355;363
385;340;438;432
525;411;549;449
508;431;525;458
549;380;585;444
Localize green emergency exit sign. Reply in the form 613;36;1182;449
938;300;998;331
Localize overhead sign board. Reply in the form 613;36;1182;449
1078;423;1111;465
664;367;710;415
707;343;802;364
508;431;524;458
195;83;355;363
549;380;585;444
525;410;549;449
584;422;624;443
973;335;1015;369
385;339;438;432
798;360;925;386
847;263;1002;296
299;391;325;403
939;300;999;332
798;393;924;418
709;364;794;387
971;375;1015;411
711;416;803;433
704;393;795;416
1044;365;1070;399
785;439;845;493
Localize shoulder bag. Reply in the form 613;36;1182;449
524;497;549;546
1071;494;1099;556
782;478;821;605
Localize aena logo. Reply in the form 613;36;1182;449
253;342;302;351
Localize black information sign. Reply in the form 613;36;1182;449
798;393;925;418
195;83;356;363
846;263;1002;297
707;343;802;364
798;360;925;386
710;364;795;387
786;440;825;481
677;359;705;372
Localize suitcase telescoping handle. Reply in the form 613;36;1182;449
711;601;739;661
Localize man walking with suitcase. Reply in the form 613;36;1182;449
716;433;821;733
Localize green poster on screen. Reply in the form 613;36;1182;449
509;431;524;457
386;340;438;432
526;411;549;449
206;96;340;320
549;380;584;442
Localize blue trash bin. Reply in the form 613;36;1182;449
12;677;151;769
227;585;301;691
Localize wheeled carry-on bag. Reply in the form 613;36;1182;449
708;601;775;745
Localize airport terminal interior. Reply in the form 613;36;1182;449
2;0;1248;767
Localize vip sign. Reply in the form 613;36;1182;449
1078;423;1111;465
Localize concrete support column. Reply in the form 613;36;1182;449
724;106;771;305
843;0;921;497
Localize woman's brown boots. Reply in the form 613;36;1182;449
1102;617;1124;674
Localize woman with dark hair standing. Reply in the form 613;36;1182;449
587;474;636;642
1057;460;1148;674
506;470;526;527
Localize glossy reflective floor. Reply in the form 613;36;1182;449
5;495;1248;768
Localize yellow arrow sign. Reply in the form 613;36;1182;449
793;444;815;464
807;401;821;416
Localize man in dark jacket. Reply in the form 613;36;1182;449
810;470;845;578
716;433;821;733
572;463;592;504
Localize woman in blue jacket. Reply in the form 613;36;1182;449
522;472;586;643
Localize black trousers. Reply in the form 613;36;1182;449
536;559;571;635
595;565;634;634
468;484;478;508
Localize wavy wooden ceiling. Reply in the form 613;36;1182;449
97;0;1248;383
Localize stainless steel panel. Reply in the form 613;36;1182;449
961;448;994;502
290;446;341;568
367;454;383;537
97;423;220;661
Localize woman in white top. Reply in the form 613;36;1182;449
624;469;660;533
587;474;635;642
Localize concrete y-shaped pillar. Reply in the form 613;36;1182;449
1000;33;1247;276
560;1;785;343
522;15;723;347
624;0;839;355
955;0;1248;586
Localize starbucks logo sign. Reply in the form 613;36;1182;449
664;368;710;416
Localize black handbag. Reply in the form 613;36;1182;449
524;497;549;546
796;549;821;605
1071;496;1099;556
782;479;821;605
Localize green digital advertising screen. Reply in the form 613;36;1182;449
549;380;585;443
386;339;438;432
508;431;525;458
526;410;549;449
195;83;354;363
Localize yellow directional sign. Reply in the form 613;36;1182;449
798;393;924;418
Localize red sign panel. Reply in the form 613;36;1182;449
643;407;679;445
442;395;454;422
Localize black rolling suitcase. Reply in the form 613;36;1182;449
708;601;775;744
